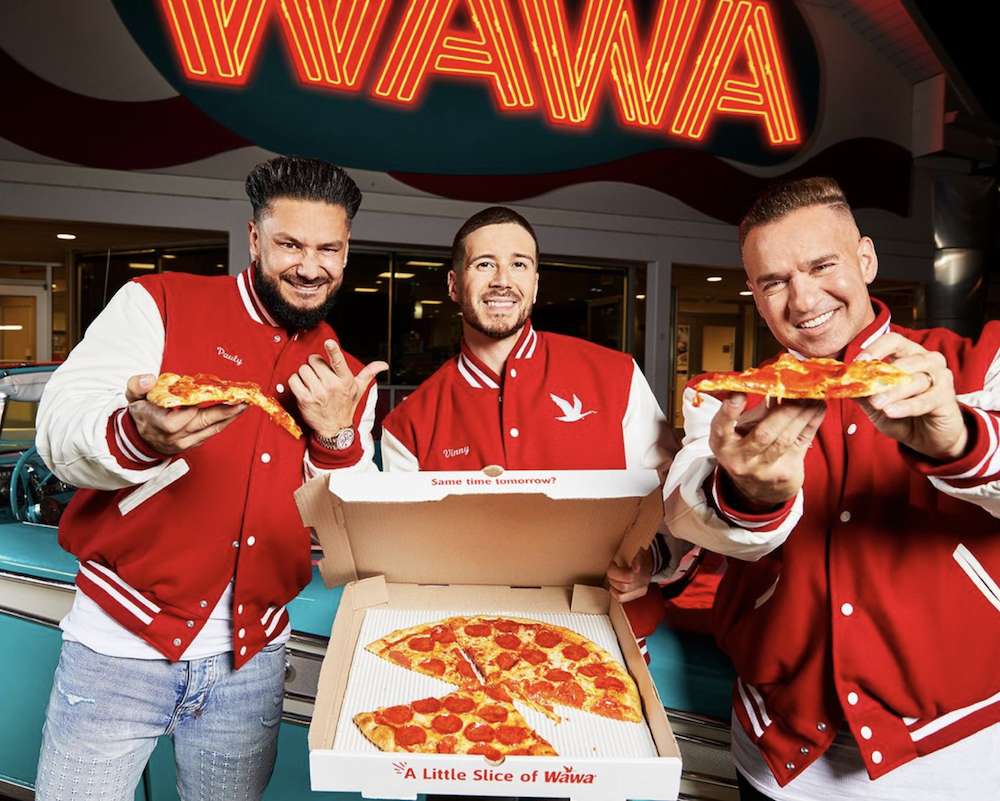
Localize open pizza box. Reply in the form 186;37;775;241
295;468;682;800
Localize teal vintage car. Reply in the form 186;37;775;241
0;364;737;800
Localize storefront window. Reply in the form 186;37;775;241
338;247;641;391
76;246;228;337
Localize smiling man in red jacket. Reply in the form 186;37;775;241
665;177;1000;799
34;155;386;801
381;206;684;654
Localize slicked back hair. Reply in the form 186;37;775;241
739;177;855;250
452;207;539;270
245;155;362;225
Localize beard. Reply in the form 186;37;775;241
460;292;532;340
254;260;339;331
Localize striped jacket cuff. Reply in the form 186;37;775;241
108;408;165;469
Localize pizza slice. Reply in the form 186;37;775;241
694;352;912;401
146;372;302;439
365;620;480;687
452;615;642;723
354;685;558;759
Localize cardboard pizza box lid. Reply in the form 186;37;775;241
295;468;664;590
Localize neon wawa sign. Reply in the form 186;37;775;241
159;0;801;145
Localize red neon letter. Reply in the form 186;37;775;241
518;0;622;126
373;0;536;109
519;0;702;129
671;0;800;143
158;0;270;85
609;0;702;128
275;0;392;90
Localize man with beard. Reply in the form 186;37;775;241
33;155;386;801
381;206;681;653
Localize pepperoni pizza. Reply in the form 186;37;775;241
358;614;642;756
146;372;302;439
354;685;557;759
694;353;912;401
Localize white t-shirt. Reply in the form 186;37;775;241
62;581;290;660
732;712;1000;800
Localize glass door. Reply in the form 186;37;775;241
0;284;50;364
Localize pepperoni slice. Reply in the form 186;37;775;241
591;699;626;720
578;663;607;677
410;636;435;652
494;633;522;650
388;650;411;667
411;697;443;715
469;744;503;762
562;643;589;661
464;623;492;637
436;735;457;754
555;681;586;706
395;725;427;747
496;724;528;745
457;660;478;679
477;704;510;724
431;625;456;643
545;669;573;683
496;652;519;671
382;705;414;725
595;675;626;692
535;629;562;648
444;695;476;714
485;684;513;702
494;619;521;633
526;680;555;699
519;648;547;665
464;722;496;743
419;658;446;676
432;714;464;734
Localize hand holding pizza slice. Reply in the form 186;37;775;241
146;372;302;439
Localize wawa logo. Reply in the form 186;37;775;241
545;765;597;784
550;393;596;422
157;0;801;144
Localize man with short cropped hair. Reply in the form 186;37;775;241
382;206;683;646
34;155;386;801
665;176;1000;799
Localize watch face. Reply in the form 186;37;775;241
335;427;355;450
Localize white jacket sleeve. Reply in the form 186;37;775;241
36;282;168;491
663;385;802;561
380;426;420;472
620;361;699;582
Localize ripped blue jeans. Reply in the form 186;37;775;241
36;640;285;801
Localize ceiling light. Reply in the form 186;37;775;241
128;262;155;270
420;300;444;305
378;271;415;279
0;325;24;331
636;294;646;300
405;260;444;268
354;287;379;293
707;276;723;283
739;290;753;296
162;254;177;259
56;233;76;240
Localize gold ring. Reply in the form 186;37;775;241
918;371;935;390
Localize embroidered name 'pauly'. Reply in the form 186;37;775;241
217;347;243;367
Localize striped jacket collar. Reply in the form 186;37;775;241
456;320;539;389
236;265;282;328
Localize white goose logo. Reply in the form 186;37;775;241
550;393;597;422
